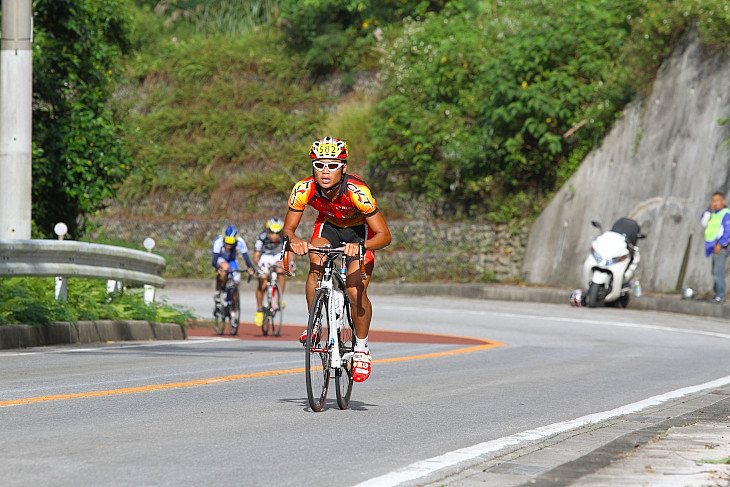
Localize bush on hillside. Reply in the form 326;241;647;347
277;0;460;76
367;0;730;219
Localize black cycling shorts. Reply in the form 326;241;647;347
311;217;375;265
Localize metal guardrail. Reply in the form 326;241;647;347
0;239;166;288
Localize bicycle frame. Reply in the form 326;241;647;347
221;271;238;314
308;251;350;370
284;240;364;362
214;270;239;335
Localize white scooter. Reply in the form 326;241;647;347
572;218;644;308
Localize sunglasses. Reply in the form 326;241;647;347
312;161;345;172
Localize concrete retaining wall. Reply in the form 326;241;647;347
523;33;730;293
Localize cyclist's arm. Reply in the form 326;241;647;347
253;250;261;267
235;238;255;271
211;239;223;268
241;251;254;272
283;209;309;256
363;212;391;251
343;212;391;258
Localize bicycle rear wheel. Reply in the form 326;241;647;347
305;288;330;412
229;287;240;335
270;284;283;337
335;299;355;410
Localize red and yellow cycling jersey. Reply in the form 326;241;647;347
288;174;379;228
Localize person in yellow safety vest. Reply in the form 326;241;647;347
700;192;730;303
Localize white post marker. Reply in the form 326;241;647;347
53;223;68;301
143;238;156;305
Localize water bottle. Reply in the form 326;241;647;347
634;280;642;297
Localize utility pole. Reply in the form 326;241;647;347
0;0;33;239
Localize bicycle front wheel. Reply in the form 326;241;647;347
262;287;271;336
229;287;240;336
270;284;283;337
335;299;355;410
305;288;330;412
213;305;225;335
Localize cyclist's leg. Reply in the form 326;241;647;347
306;217;334;309
340;223;375;382
228;261;241;312
347;258;374;382
275;261;286;297
255;260;272;327
300;218;332;343
299;243;327;341
257;256;277;309
216;263;228;291
215;262;228;304
256;274;266;311
346;258;374;340
340;222;376;340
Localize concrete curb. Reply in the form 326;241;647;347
0;320;186;350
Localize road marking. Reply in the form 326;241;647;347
385;305;730;341
353;373;730;487
492;312;730;340
0;336;503;408
0;367;306;408
0;338;225;357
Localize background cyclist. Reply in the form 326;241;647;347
283;137;391;382
211;225;255;318
252;217;292;326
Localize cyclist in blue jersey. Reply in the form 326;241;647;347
211;225;255;312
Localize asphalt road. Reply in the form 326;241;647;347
1;287;729;486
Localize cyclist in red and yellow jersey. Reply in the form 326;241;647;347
283;137;391;382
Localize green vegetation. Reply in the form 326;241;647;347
0;277;194;326
117;28;332;207
277;0;453;76
12;0;730;286
109;0;730;226
31;0;135;239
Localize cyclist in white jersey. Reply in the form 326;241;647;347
253;217;293;326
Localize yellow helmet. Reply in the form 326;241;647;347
223;225;238;245
266;217;283;233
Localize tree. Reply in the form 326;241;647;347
30;0;133;238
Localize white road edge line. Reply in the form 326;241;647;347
0;337;230;357
353;374;730;487
491;312;730;340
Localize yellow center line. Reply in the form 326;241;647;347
0;339;505;408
